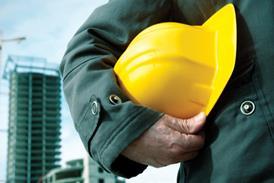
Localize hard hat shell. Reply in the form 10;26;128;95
114;4;237;118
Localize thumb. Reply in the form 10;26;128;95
178;112;206;134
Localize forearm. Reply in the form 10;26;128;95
60;0;171;177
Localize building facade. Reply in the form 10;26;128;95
43;157;126;183
42;159;84;183
4;55;61;183
83;155;126;183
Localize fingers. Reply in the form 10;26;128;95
148;131;205;167
184;112;206;133
166;112;206;134
121;113;206;168
172;131;205;152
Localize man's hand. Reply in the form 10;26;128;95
122;112;206;167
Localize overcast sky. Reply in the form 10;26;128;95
0;0;179;182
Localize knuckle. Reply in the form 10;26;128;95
169;144;183;155
169;116;178;127
167;134;183;150
154;123;166;133
166;144;185;163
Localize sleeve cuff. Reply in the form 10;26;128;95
90;103;164;178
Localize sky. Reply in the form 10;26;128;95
0;0;179;182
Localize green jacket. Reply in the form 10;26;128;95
60;0;274;182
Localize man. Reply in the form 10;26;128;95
60;0;274;182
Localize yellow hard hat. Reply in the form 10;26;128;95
114;4;237;118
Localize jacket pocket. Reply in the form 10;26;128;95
75;95;101;153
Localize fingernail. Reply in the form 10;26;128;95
194;112;206;123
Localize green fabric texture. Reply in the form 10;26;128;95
60;0;274;182
60;0;171;177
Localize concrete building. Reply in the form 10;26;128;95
83;155;126;183
43;157;125;183
4;55;61;183
42;159;84;183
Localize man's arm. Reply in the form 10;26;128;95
60;0;172;178
122;113;206;167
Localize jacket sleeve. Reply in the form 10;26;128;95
60;0;172;178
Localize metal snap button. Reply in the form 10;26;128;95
109;94;122;105
91;101;98;115
240;100;255;115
